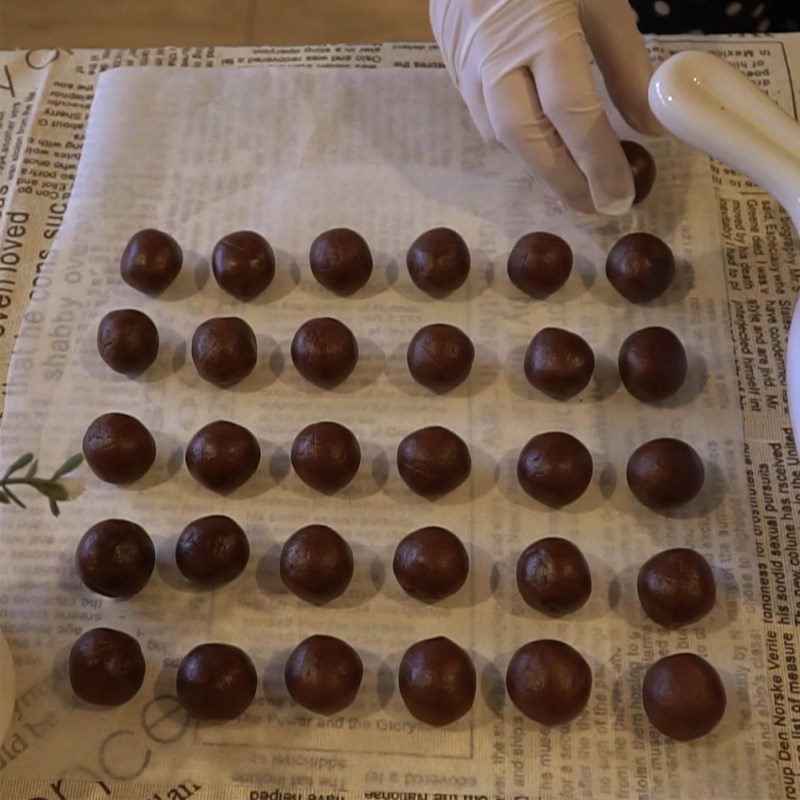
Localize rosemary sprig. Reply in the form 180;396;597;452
0;452;84;516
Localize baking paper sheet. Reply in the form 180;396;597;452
0;65;779;799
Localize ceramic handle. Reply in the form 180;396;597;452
648;50;800;437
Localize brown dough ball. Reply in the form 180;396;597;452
627;438;704;510
621;140;657;204
397;426;471;498
507;232;572;298
120;228;182;295
398;637;476;726
393;526;470;602
516;537;592;616
506;640;592;725
407;228;470;294
97;309;159;375
524;327;595;400
606;233;675;303
290;317;358;388
69;628;145;706
643;653;726;740
619;326;687;402
82;412;156;485
638;548;716;627
191;317;258;388
406;323;474;392
176;515;250;587
291;421;361;493
212;230;275;300
285;635;363;715
185;420;261;493
310;228;372;294
517;432;593;507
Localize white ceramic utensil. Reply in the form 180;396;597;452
649;50;800;437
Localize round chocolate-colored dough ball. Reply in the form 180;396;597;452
407;228;470;294
517;432;592;507
393;527;469;602
83;412;156;485
291;421;361;493
621;140;657;204
212;230;275;300
97;309;159;375
176;643;257;721
507;232;572;298
524;327;595;400
506;639;592;725
280;524;354;604
120;228;182;295
176;515;250;587
285;635;363;715
76;519;155;598
406;324;474;392
516;538;591;616
619;326;687;402
643;653;726;740
638;548;716;627
606;233;675;303
627;438;704;510
185;420;260;494
69;627;145;706
191;317;258;388
398;637;476;726
291;317;358;388
309;228;372;295
397;426;471;498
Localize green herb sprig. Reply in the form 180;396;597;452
0;452;84;516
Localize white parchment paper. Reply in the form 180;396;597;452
0;65;779;799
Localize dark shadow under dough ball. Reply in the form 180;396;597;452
76;519;154;598
176;642;257;721
82;412;156;485
191;317;258;388
176;515;250;587
524;327;594;400
291;317;358;388
506;639;592;725
212;230;275;300
517;431;592;507
643;653;726;740
638;548;716;627
120;228;182;295
627;438;704;510
516;537;591;616
507;232;572;298
69;627;145;706
280;524;354;604
285;635;363;714
406;323;474;392
397;426;471;498
310;228;372;294
407;228;470;294
97;309;159;375
185;420;260;493
291;421;361;493
398;636;476;726
393;526;469;602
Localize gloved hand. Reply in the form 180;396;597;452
430;0;664;214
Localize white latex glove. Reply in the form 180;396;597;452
430;0;664;214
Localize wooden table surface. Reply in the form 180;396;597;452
0;0;434;49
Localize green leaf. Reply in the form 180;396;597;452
25;459;38;478
3;487;26;508
51;453;84;480
49;498;60;517
3;453;34;480
0;491;10;504
27;479;69;501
